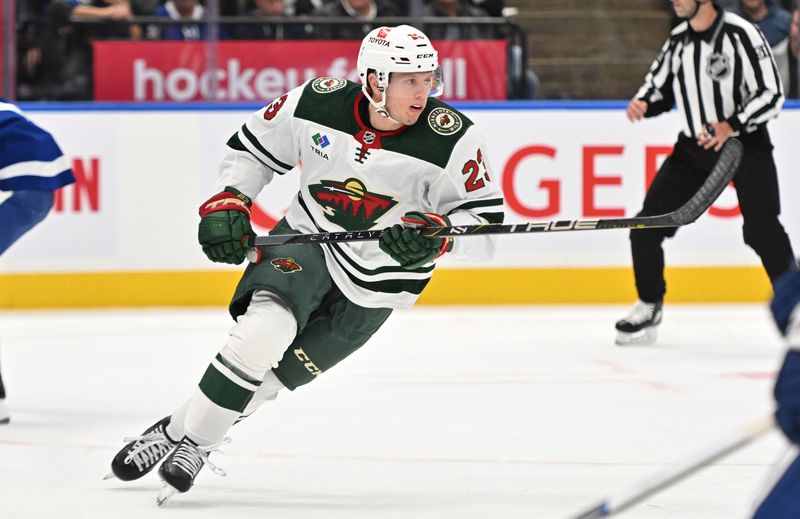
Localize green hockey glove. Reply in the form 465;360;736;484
198;186;260;265
379;211;452;269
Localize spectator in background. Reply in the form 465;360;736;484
48;0;141;43
52;0;137;24
17;0;65;99
286;0;320;16
132;0;160;15
312;0;404;39
421;0;538;98
234;0;308;39
37;0;141;99
422;0;495;40
148;0;228;40
222;0;250;16
729;0;793;96
469;0;504;17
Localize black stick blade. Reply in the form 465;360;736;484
670;138;743;226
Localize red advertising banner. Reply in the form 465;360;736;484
93;40;507;102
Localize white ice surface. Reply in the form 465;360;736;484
0;305;791;519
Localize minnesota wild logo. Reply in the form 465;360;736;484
271;258;303;273
428;107;462;135
308;178;397;230
311;77;347;94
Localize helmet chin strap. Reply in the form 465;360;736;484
362;86;403;127
685;0;704;21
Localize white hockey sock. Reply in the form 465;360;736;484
169;370;286;439
174;291;296;446
183;388;241;447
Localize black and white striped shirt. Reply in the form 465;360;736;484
635;8;784;138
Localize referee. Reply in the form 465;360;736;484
615;0;796;345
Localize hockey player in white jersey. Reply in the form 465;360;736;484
108;25;504;504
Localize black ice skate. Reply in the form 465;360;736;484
615;300;663;345
107;416;177;481
156;436;229;505
0;371;8;425
0;399;8;425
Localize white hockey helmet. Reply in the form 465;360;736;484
357;25;443;119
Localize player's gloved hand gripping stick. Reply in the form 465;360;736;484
250;138;743;248
198;186;260;265
379;211;453;269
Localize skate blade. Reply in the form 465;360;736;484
615;327;658;346
102;472;116;481
157;484;178;506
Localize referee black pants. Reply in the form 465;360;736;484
630;130;795;303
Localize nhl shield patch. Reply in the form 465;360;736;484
311;77;348;94
271;258;303;273
706;53;731;82
428;107;463;135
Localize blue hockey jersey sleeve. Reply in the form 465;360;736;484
0;100;75;191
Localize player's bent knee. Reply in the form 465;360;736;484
9;190;54;224
220;291;298;381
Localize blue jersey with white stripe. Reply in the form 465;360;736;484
0;99;75;191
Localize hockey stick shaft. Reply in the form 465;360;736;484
252;138;742;247
569;413;774;519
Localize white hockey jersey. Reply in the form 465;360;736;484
216;78;505;309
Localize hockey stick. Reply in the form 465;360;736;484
252;138;742;247
568;413;774;519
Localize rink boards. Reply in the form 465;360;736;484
1;102;798;307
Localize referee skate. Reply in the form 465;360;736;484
615;300;663;345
